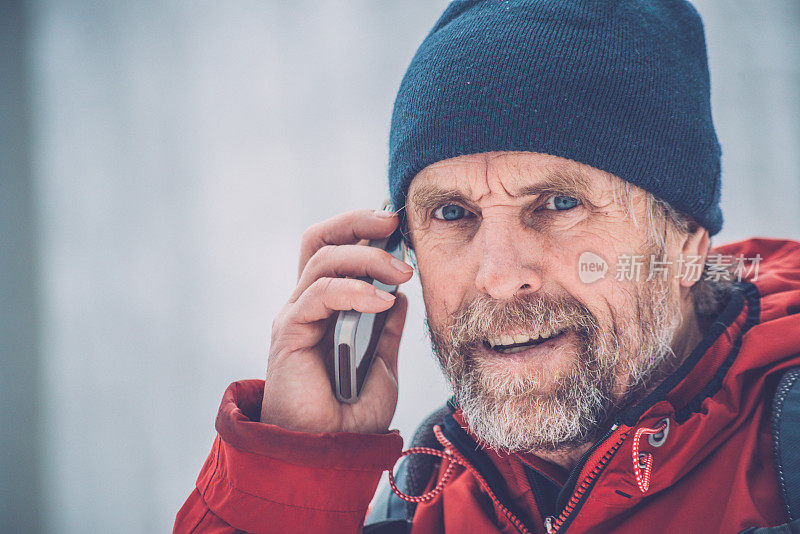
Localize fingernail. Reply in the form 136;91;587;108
374;209;396;218
375;289;396;301
391;257;413;274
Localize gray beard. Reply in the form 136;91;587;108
426;277;682;453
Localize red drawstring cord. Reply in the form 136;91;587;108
387;444;458;504
632;421;667;493
389;421;665;530
387;425;465;504
388;425;533;534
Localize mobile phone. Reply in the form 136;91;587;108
332;204;406;403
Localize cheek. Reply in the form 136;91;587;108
535;231;614;290
582;278;653;343
563;227;650;289
415;240;472;322
560;244;644;332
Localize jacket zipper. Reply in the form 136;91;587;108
548;424;629;533
441;411;629;534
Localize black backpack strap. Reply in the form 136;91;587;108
773;366;800;523
736;365;800;534
365;404;450;530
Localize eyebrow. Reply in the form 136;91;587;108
407;170;596;215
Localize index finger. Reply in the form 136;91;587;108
298;209;398;278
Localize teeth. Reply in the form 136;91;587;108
512;333;529;344
487;328;562;348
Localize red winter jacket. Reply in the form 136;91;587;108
175;238;800;533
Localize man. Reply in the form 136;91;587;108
175;1;800;532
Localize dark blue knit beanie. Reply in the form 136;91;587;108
389;0;723;235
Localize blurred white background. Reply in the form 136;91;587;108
1;1;798;532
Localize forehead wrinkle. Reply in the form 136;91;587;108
409;157;487;212
512;169;596;199
409;166;599;209
467;158;492;204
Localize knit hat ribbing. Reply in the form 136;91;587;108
388;0;723;235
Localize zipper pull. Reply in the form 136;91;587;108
544;515;555;533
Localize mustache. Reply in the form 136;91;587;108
441;292;600;349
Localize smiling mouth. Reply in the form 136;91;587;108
483;329;566;354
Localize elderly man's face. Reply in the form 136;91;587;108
406;151;703;453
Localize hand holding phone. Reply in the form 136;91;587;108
333;205;406;403
260;205;412;435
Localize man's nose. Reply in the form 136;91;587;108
474;222;543;300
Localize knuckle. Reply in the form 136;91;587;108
301;223;322;247
312;276;335;296
313;244;337;266
270;314;284;337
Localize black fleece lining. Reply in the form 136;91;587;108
524;466;561;520
621;281;761;427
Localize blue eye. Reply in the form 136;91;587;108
433;204;470;221
544;195;581;211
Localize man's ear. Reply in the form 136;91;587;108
679;223;710;288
